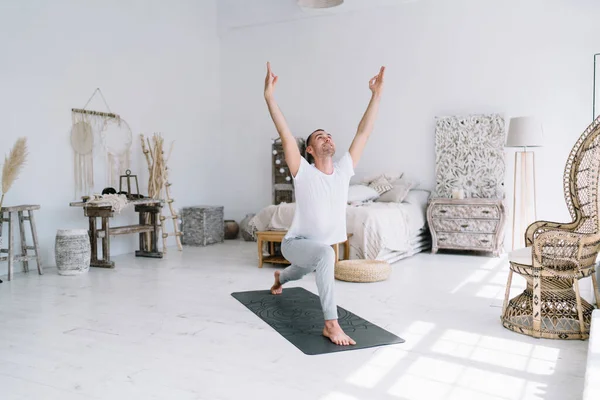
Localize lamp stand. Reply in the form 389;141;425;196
511;149;537;250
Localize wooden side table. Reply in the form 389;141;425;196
256;230;353;268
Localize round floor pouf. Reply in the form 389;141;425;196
335;259;391;282
55;229;91;276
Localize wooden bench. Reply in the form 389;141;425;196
70;198;164;268
256;230;352;268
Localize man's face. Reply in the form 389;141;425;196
308;130;335;159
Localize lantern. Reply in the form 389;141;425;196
119;169;141;199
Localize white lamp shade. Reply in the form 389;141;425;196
506;116;543;147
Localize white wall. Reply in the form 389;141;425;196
2;0;598;278
0;0;220;275
219;0;600;247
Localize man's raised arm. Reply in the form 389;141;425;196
349;66;385;168
264;62;301;177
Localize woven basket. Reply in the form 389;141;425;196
335;259;391;282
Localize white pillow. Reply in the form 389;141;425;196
403;189;432;206
348;184;379;203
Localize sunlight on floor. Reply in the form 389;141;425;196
345;321;434;388
431;329;560;375
326;251;586;400
344;346;408;388
481;256;507;270
475;284;504;299
386;357;546;400
491;270;515;285
450;257;505;294
341;322;558;400
450;270;492;294
320;392;360;400
475;270;526;300
397;321;437;350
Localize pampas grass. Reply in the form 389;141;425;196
0;137;28;211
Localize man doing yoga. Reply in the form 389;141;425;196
264;62;385;346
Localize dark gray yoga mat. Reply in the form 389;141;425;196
231;287;404;355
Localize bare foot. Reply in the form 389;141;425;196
323;320;356;346
271;270;283;295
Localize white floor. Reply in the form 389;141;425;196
0;240;592;400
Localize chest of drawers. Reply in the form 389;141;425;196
427;198;506;257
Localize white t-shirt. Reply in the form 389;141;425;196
285;152;355;245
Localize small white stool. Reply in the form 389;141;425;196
55;229;91;276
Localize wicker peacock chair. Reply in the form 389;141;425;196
501;116;600;339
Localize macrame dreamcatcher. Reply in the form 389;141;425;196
70;89;132;197
101;116;132;188
70;116;95;196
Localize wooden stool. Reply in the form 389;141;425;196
256;230;353;268
0;205;42;281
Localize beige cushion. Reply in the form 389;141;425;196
368;175;393;195
376;176;417;203
509;246;532;265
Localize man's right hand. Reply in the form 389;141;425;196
263;61;300;178
264;62;278;100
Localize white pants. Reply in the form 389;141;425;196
280;236;337;320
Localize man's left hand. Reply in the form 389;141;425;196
369;66;385;96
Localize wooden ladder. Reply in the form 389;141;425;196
140;133;183;253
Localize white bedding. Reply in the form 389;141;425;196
248;189;430;261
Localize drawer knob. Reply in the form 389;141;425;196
439;209;447;214
461;224;468;228
481;239;490;243
482;210;490;214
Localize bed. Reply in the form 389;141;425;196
246;187;431;264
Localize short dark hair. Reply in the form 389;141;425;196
306;129;324;164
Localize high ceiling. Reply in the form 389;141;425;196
216;0;416;34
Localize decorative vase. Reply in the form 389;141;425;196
240;213;256;241
224;220;239;240
55;229;91;275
